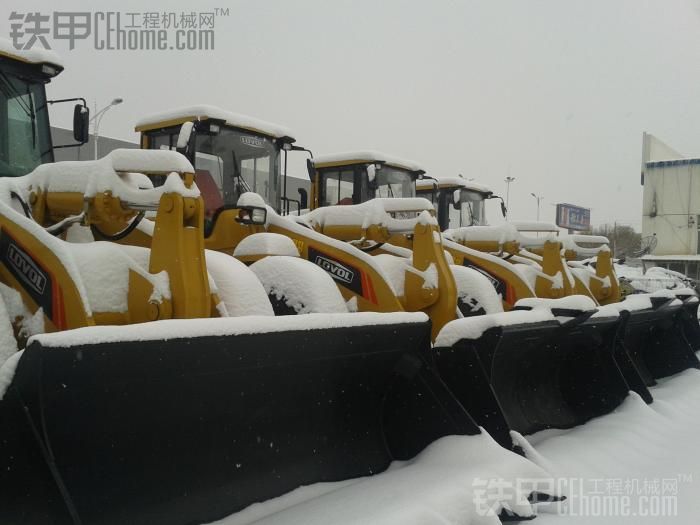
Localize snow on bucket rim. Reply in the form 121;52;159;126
30;312;428;348
434;309;557;347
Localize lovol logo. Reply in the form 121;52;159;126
240;135;265;148
314;255;354;284
307;246;364;296
7;242;47;295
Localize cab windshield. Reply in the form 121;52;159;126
0;69;52;177
194;127;280;212
375;166;415;199
459;190;486;226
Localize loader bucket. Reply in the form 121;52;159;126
673;292;700;351
432;309;633;444
0;313;479;525
617;297;700;385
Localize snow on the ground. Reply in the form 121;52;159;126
203;367;700;525
205;432;556;525
525;368;700;524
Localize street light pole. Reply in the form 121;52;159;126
91;98;124;159
504;176;515;219
530;192;544;221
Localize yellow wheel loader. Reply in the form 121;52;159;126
0;54;492;524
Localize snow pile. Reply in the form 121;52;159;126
205;432;556;525
314;151;424;172
233;233;299;258
619;264;696;293
135;104;295;140
205;250;273;317
250;256;348;314
300;198;436;233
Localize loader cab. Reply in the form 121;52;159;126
416;177;496;231
136;106;295;221
0;45;89;177
310;152;425;209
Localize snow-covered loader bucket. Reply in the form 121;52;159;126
431;298;636;448
613;292;700;385
0;314;480;525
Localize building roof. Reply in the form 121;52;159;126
134;104;295;140
313;150;424;173
645;158;700;169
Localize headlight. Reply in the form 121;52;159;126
236;206;267;225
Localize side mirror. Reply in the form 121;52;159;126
306;158;315;180
367;164;376;182
73;104;89;144
236;206;267;225
176;121;194;155
452;189;461;209
298;188;308;210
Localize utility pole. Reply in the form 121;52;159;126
530;193;544;221
504;176;516;219
91;98;124;159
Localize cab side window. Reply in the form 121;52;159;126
321;169;355;206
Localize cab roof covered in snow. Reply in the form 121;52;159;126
0;37;63;75
416;176;493;195
314;150;425;174
134;104;295;140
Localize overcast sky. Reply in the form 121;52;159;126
3;0;700;228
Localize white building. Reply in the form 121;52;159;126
641;132;700;279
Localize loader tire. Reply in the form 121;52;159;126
250;256;348;315
451;265;504;317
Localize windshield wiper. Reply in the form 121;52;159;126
231;150;252;195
